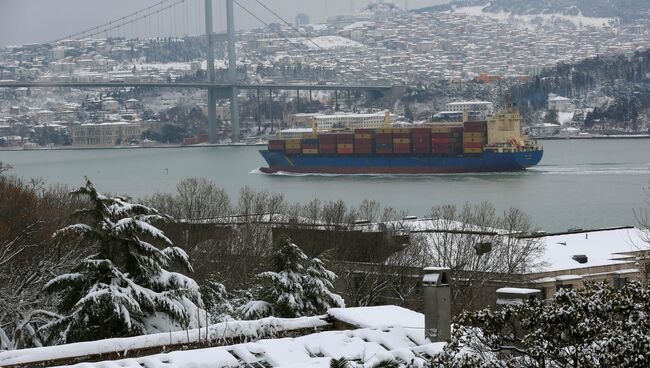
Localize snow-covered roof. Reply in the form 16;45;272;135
328;306;423;332
536;228;646;272
48;327;442;368
0;316;327;366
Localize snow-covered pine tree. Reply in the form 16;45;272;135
240;236;344;319
256;236;308;318
42;179;202;344
303;256;344;315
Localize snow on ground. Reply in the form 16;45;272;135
299;36;365;50
328;306;424;333
49;327;441;368
537;227;645;272
451;6;616;29
0;316;327;366
558;111;575;125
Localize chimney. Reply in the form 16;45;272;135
422;267;451;342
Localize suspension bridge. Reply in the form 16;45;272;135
0;0;396;143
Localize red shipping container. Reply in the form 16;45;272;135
431;138;450;144
337;134;354;143
431;133;452;138
393;145;411;154
411;127;431;134
432;143;451;153
392;132;410;138
464;121;486;132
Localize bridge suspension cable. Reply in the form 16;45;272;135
49;0;189;43
251;0;377;83
232;0;360;83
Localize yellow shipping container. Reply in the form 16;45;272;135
286;138;301;144
286;144;302;149
463;132;483;139
302;133;319;139
355;134;372;139
431;127;452;133
393;138;410;144
463;138;483;144
337;144;353;149
302;148;318;154
376;128;392;134
464;148;483;154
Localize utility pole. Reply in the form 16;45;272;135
226;0;240;142
205;0;217;143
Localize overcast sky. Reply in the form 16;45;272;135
0;0;448;47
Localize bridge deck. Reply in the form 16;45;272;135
0;81;392;91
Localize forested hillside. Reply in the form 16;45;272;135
509;49;650;129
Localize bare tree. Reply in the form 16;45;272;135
0;176;85;350
420;202;545;311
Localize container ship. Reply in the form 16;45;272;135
259;106;543;174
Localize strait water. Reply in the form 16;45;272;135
2;139;649;232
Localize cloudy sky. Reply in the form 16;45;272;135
0;0;447;47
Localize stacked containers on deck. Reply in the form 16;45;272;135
284;138;302;154
463;121;487;154
337;133;354;155
393;128;411;154
268;139;285;152
411;127;431;154
354;128;374;154
302;133;319;154
318;133;337;154
431;126;463;155
375;128;393;154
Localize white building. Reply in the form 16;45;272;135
72;121;143;146
445;101;494;118
313;111;393;130
548;94;573;112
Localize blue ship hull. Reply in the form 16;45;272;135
259;149;544;174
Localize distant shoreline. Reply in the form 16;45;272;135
534;135;650;140
2;135;650;151
0;142;267;151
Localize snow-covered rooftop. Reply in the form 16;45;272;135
328;305;424;332
537;228;645;272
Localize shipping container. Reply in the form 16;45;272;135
464;121;487;132
354;128;376;134
302;133;318;139
392;128;410;133
268;139;285;151
337;135;354;144
463;142;483;149
393;144;411;154
376;148;393;154
285;148;302;154
392;132;410;139
354;133;373;139
464;148;483;154
393;138;410;144
354;145;373;154
302;148;318;154
376;128;392;134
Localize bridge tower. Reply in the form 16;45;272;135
226;0;240;143
205;0;217;144
205;0;240;144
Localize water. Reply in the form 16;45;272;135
2;139;649;232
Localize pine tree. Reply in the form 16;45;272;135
42;179;202;344
240;236;344;319
257;236;308;318
303;256;345;315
